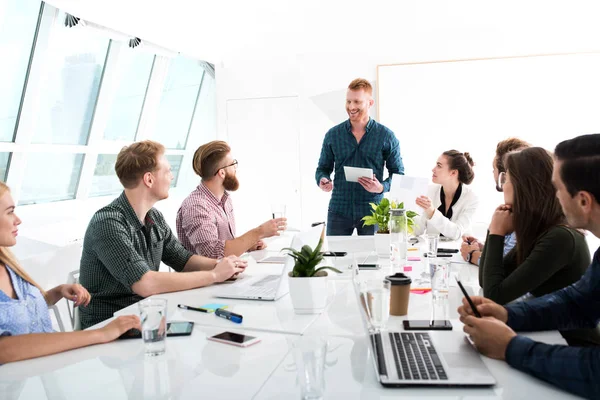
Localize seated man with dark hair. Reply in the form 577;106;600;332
79;140;246;329
458;133;600;399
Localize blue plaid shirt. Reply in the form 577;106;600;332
504;247;600;399
315;118;404;220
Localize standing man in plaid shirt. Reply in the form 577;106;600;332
316;78;404;235
79;140;246;329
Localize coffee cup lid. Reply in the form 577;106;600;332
386;273;412;285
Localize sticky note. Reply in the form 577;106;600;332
407;256;421;261
407;247;419;252
403;266;413;272
200;303;228;313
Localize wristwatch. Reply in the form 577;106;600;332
466;250;476;264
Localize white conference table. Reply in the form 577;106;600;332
0;235;582;399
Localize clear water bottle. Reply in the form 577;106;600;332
389;208;408;270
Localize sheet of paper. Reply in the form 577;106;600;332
343;166;373;182
389;174;430;212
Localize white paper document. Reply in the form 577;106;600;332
343;166;373;182
389;174;430;211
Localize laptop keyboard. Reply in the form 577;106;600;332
251;275;279;287
391;332;448;380
372;332;448;381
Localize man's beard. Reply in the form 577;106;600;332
223;174;240;191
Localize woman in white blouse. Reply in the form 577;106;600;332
413;150;479;240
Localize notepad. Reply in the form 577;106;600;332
343;166;373;182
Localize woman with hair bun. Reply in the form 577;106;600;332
413;150;479;240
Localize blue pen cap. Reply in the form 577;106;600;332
231;315;243;323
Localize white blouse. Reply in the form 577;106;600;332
413;183;479;240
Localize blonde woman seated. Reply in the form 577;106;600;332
0;182;140;364
413;150;479;240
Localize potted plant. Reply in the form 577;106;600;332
361;199;419;257
283;227;342;314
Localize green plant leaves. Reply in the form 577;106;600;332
361;198;420;234
283;236;338;278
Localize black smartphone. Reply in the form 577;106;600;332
357;263;380;270
321;251;348;257
437;248;459;253
119;321;194;340
456;278;482;318
403;320;453;330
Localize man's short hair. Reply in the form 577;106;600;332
192;140;231;179
495;138;530;173
115;140;165;189
554;133;600;203
348;78;373;95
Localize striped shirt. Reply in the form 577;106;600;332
79;192;193;329
176;182;236;259
315;118;404;220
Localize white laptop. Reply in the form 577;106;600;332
353;265;496;387
253;225;324;264
214;236;301;301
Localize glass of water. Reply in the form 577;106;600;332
139;298;168;356
431;259;450;296
293;336;328;400
426;233;439;258
359;279;391;332
271;203;286;219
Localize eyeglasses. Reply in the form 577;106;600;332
214;159;238;175
497;171;507;191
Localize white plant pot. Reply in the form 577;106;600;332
288;274;329;314
374;233;390;258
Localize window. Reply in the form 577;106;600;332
166;155;183;187
152;57;205;149
0;153;11;182
104;53;155;141
19;153;85;205
32;16;110;145
90;154;120;197
0;0;41;142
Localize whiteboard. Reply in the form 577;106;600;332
378;53;600;222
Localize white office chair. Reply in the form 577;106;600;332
66;269;82;331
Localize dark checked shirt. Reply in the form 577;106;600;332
315;118;404;220
504;247;600;399
79;192;193;329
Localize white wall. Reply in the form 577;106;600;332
217;2;600;233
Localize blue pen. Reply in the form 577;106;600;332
215;308;243;323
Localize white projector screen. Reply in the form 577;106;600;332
378;53;600;224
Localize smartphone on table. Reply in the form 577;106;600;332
403;320;453;330
207;331;261;347
321;251;348;257
357;263;380;270
119;321;194;339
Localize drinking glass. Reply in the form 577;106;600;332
431;259;450;296
358;279;391;332
271;203;287;219
426;233;439;258
293;336;328;400
139;298;168;356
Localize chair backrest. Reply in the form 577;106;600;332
19;242;83;332
67;269;81;331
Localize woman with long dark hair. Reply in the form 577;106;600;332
479;147;599;345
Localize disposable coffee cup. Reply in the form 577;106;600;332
386;273;412;316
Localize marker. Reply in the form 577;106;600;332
215;308;243;323
423;253;452;258
178;304;209;313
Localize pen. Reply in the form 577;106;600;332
423;253;452;258
455;277;482;318
178;304;209;313
215;308;243;323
